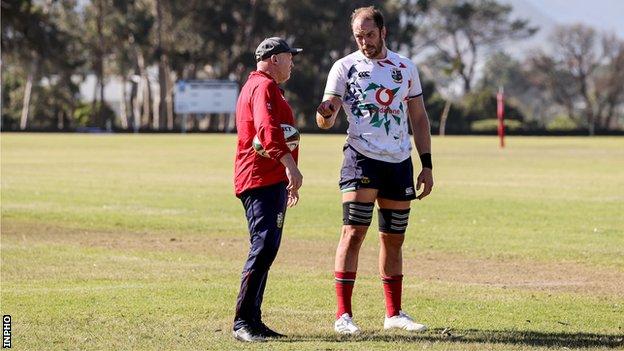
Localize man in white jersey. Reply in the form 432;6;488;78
316;6;434;334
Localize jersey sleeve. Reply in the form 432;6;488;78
323;60;348;98
251;82;290;161
407;63;423;99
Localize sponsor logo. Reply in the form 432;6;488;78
276;212;284;228
362;83;403;134
375;88;396;106
379;107;401;115
360;177;370;184
391;68;403;83
358;71;371;79
405;187;414;195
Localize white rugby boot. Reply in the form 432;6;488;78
334;313;360;334
384;310;427;332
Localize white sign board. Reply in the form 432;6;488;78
174;80;238;114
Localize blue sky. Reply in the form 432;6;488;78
524;0;624;37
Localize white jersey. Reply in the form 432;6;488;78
324;49;423;163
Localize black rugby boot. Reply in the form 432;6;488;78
257;322;286;338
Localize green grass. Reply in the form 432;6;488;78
1;133;623;350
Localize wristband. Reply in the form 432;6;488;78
419;153;432;170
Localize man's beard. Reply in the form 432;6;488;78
361;38;383;59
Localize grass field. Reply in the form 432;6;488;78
1;133;623;350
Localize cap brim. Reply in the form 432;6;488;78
290;48;303;56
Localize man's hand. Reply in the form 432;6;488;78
416;168;433;200
284;165;302;207
316;96;341;129
316;100;335;118
280;153;303;207
285;164;303;191
287;188;299;208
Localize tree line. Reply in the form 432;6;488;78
2;0;623;134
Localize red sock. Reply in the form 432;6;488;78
382;275;403;317
335;271;356;318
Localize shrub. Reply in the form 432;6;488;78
72;102;115;128
546;115;578;131
471;118;523;132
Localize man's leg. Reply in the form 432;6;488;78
377;197;426;332
234;183;287;336
253;270;269;323
334;188;376;331
377;198;409;317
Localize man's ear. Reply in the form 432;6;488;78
381;26;387;39
271;54;278;64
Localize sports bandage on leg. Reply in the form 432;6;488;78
378;208;410;234
342;202;374;226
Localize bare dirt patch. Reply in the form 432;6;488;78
411;251;624;295
3;221;622;296
276;238;624;296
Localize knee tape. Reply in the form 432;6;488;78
378;208;410;234
342;201;374;226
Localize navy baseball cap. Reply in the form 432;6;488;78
255;37;303;62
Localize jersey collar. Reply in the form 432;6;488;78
355;48;394;62
251;70;276;83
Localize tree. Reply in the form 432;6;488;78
2;0;84;130
2;1;50;129
417;0;536;94
553;24;600;135
529;24;624;134
479;51;548;128
81;0;113;128
527;54;580;126
593;34;624;130
108;0;155;131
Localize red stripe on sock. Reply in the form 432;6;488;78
382;275;403;317
335;271;356;319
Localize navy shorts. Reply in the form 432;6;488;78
339;144;416;201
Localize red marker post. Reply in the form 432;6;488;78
496;86;505;148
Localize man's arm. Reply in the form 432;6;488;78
252;82;304;207
316;95;342;129
252;82;291;161
407;96;434;200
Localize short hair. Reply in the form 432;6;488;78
351;6;384;31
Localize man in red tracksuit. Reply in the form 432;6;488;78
232;37;303;342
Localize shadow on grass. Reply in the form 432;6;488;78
281;328;624;348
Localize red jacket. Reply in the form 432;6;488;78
234;71;298;196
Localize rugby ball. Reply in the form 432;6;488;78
252;124;300;157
